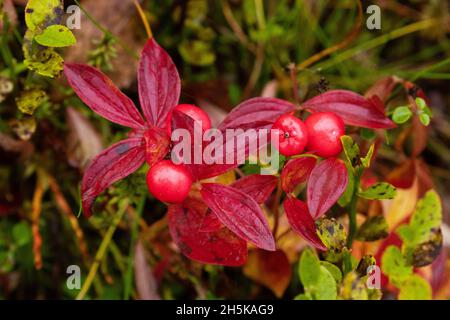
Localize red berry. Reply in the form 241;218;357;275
166;104;212;136
305;112;345;158
272;114;308;156
146;160;193;203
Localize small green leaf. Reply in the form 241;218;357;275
299;248;321;289
15;89;47;115
294;293;312;300
355;216;389;242
24;47;64;78
381;246;413;285
316;217;347;251
25;0;62;32
338;165;354;207
419;113;430;126
392;106;412;124
315;266;337;300
397;190;442;246
360;144;374;168
340;271;368;300
409;228;442;267
12;221;32;247
35;25;76;47
320;261;342;284
178;40;216;66
355;255;376;276
398;274;432;300
340;135;359;168
358;182;397;200
360;128;376;141
415;97;427;110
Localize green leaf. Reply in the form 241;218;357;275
294;293;312;300
419;113;430;126
338;165;354;207
12;221;32;247
340;271;368;300
299;248;321;289
315;266;337;300
358;182;397;200
360;128;376;141
408;228;443;267
381;246;413;285
15;89;47;115
25;0;62;32
178;40;216;66
34;25;76;47
340;135;359;168
392;106;413;124
397;190;442;246
316;217;347;251
415;97;427;110
24;47;64;78
360;144;374;168
355;216;389;242
320;261;342;284
398;274;432;300
355;255;376;276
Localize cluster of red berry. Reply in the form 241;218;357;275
272;112;345;158
147;104;211;204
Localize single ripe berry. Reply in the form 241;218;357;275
166;104;212;136
272;114;308;156
305;112;345;158
146;160;193;203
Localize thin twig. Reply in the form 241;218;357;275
76;200;129;300
31;173;45;270
222;0;256;53
132;0;153;39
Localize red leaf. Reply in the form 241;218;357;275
283;196;326;250
303;90;395;129
281;157;317;193
307;158;348;219
218;97;295;130
200;183;275;251
64;64;145;129
199;210;223;233
171;110;270;180
138;38;181;127
231;174;278;204
143;127;170;167
82;138;145;217
168;200;247;266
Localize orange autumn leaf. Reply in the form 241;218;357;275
243;249;292;298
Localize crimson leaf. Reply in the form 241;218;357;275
231;174;278;204
283;196;326;250
138;38;181;127
307;158;348;219
281;156;317;193
218;97;295;130
168;199;247;266
143;127;170;167
303;90;395;129
200;183;275;251
82;138;146;217
64;64;145;129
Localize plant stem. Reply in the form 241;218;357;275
347;171;361;247
272;180;282;237
123;195;146;300
76;199;128;300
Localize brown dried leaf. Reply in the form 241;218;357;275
66;107;103;169
134;240;160;300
